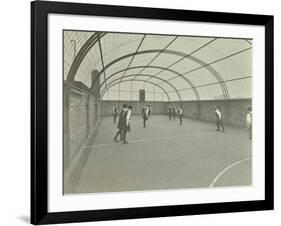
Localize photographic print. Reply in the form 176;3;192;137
31;1;273;224
63;31;253;194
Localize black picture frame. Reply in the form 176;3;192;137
31;0;274;224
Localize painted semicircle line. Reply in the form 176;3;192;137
209;157;251;187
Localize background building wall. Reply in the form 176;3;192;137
100;100;168;115
100;99;251;127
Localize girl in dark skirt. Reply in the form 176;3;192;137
142;106;149;127
113;104;127;142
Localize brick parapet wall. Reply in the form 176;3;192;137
100;99;252;127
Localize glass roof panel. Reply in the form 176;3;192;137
153;86;164;94
154;71;177;81
103;82;167;101
192;38;251;65
143;82;154;92
101;33;142;66
154;92;166;102
178;89;198;101
226;77;252;99
166;76;194;89
196;84;223;100
65;31;252;101
181;68;217;86
104;57;132;78
132;81;145;91
148;77;167;85
101;72;123;89
169;57;202;74
123;68;145;76
141;67;163;75
139;35;176;51
150;53;182;68
129;52;159;68
118;80;132;90
119;91;132;101
168;92;181;101
156;82;174;93
64;31;94;80
130;75;151;81
103;90;117;100
166;36;215;54
108;84;119;91
75;43;103;87
211;50;252;81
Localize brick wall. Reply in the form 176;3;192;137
68;91;89;160
100;100;167;115
170;99;252;127
64;82;102;193
64;82;101;171
100;99;252;127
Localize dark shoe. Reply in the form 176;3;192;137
123;140;128;144
113;138;118;143
216;129;220;131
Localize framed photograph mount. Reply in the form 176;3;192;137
31;0;274;224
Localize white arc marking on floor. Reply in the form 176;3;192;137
209;157;251;187
82;131;218;149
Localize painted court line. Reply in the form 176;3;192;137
82;131;218;149
209;157;251;187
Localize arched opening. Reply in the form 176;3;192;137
63;30;252;194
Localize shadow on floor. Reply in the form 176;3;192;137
18;216;30;224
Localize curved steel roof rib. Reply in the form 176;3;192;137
66;33;252;100
97;49;229;99
100;79;171;101
99;65;199;100
66;32;106;82
99;66;198;100
100;74;182;101
66;33;227;100
154;54;230;99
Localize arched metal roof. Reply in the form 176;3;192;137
64;31;252;101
